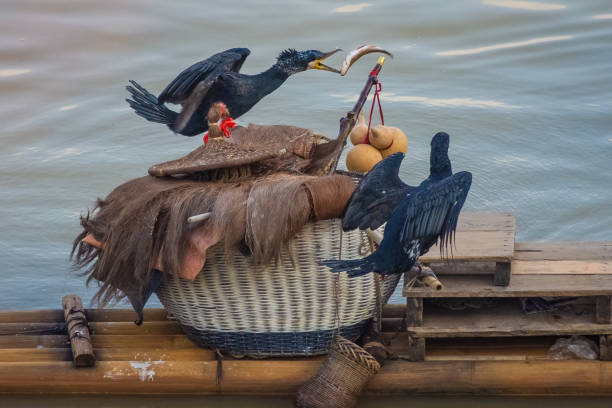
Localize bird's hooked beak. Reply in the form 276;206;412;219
308;49;342;73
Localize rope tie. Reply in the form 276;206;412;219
365;81;384;144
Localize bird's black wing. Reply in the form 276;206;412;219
158;48;250;105
342;153;413;231
173;79;216;133
400;171;472;257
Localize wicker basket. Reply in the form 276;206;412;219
156;218;399;357
295;336;381;408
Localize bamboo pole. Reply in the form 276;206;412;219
0;308;168;324
0;334;197;349
0;321;183;336
0;359;611;395
0;306;401;323
0;348;213;362
62;295;95;367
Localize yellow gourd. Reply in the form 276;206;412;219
379;127;408;158
346;144;383;173
369;125;394;150
349;113;368;145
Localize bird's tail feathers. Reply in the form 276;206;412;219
321;256;378;278
126;80;177;125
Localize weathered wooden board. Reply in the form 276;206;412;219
404;274;612;298
406;301;612;338
389;333;551;361
515;242;612;261
512;260;612;274
420;212;515;263
0;359;611;395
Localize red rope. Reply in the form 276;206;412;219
365;81;384;144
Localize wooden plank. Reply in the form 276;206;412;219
596;296;612;324
418;212;515;263
0;348;213;362
0;321;182;336
420;231;515;263
426;261;496;275
404;274;612;298
601;335;612;361
388;333;551;361
448;211;515;232
494;262;511;286
405;298;423;327
0;308;168;324
0;335;197;349
514;242;612;261
0;359;611;395
406;301;612;338
513;260;612;275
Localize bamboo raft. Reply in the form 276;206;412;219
2;211;612;396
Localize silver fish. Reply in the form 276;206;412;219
340;45;393;76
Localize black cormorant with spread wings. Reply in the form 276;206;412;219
322;132;472;278
125;47;340;136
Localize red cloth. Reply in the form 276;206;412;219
202;116;237;145
219;117;236;138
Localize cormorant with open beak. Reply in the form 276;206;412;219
126;48;341;136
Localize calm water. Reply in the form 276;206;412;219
1;0;611;405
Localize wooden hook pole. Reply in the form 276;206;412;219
324;56;387;175
62;295;95;367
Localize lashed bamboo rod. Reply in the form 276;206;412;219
0;348;214;362
0;345;550;363
0;321;183;336
0;308;168;324
0;335;197;349
0;306;403;323
1;319;407;336
0;360;611;395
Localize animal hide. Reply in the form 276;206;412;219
72;173;355;308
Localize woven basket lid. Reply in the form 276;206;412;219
148;124;323;177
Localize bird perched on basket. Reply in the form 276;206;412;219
126;47;341;136
322;132;472;278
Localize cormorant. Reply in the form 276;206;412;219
125;47;340;136
322;132;472;278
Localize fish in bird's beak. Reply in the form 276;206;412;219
308;49;342;73
340;45;393;76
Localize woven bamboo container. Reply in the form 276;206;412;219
156;219;399;357
295;336;381;408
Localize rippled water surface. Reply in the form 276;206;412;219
1;0;611;404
